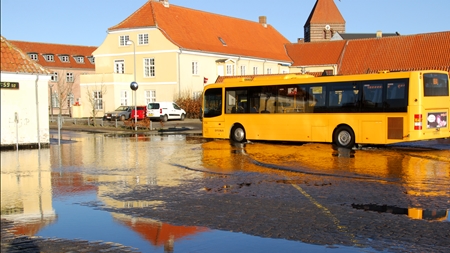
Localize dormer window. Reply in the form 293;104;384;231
43;54;54;62
28;53;38;61
74;56;84;63
59;55;70;62
87;56;95;64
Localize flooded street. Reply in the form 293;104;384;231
1;130;449;252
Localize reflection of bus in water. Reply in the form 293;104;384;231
201;140;449;221
202;71;450;148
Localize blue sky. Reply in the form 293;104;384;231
1;0;449;46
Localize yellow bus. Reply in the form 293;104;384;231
201;70;450;148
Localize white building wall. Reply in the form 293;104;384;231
1;73;51;149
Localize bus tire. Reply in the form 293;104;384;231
231;125;246;143
334;125;355;148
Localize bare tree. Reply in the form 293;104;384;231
54;70;77;118
85;79;107;126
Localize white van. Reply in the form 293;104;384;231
147;102;186;122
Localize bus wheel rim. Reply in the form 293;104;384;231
234;128;245;142
338;131;351;146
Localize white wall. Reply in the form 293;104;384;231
1;73;51;148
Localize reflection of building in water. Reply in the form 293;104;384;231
0;149;56;235
113;213;208;250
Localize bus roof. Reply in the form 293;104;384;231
206;70;448;89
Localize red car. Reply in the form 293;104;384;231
131;106;147;121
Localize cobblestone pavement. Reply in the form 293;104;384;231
95;168;449;253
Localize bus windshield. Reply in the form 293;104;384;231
203;88;222;118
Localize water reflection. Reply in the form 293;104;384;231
1;149;56;235
1;131;449;252
113;213;209;251
332;145;355;158
352;204;449;222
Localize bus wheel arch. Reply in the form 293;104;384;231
333;125;355;148
230;124;246;143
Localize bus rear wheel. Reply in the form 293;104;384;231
334;125;355;148
231;125;246;143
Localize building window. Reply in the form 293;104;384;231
51;72;58;82
145;90;156;104
226;64;234;76
253;67;258;75
240;65;246;75
144;58;155;77
138;34;149;45
266;68;272;74
44;54;54;62
115;60;125;74
87;56;95;64
119;35;129;46
59;55;70;62
192;61;198;75
28;53;38;61
93;91;103;110
66;72;74;82
51;93;59;108
120;90;129;105
74;56;84;63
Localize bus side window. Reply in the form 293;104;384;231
329;92;339;106
385;81;408;112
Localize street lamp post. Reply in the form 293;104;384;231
127;40;138;131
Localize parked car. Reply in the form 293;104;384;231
147;102;186;122
103;106;132;121
131;106;147;121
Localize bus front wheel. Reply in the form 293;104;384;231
231;125;246;143
334;126;355;148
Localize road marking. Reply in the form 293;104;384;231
291;183;362;246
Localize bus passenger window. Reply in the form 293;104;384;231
329;92;339;106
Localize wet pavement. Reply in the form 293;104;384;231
1;122;449;253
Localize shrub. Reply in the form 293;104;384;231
174;92;202;119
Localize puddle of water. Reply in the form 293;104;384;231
352;204;449;222
3;184;373;253
2;132;447;252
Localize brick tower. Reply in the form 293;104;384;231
304;0;345;42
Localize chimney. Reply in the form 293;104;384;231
376;30;382;39
159;0;169;7
259;16;267;28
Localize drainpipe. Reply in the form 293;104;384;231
35;74;41;149
178;49;182;98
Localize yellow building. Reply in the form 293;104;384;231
80;0;292;118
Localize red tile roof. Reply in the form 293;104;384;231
338;31;450;75
1;36;50;74
285;31;450;75
305;0;345;25
109;1;292;62
286;40;347;66
9;40;96;70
